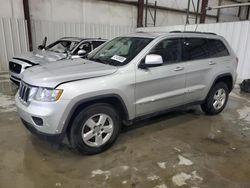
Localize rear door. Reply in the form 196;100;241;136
135;38;187;116
182;37;212;103
184;37;232;103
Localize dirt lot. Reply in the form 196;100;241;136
0;74;250;188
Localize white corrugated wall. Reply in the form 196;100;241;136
0;18;29;72
137;21;250;80
31;20;135;48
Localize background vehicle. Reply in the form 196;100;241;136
15;31;237;155
9;37;107;85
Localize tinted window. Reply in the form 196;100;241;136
182;38;209;61
150;38;181;64
207;39;229;57
93;41;105;49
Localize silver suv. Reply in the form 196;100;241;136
9;37;106;85
15;31;237;154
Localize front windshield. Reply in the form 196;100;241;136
45;40;79;53
88;37;153;66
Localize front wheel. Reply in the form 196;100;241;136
69;103;121;155
201;82;229;115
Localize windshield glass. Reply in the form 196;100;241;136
45;40;79;53
88;37;153;66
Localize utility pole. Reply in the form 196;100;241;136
200;0;209;23
216;0;222;22
137;0;144;27
23;0;33;51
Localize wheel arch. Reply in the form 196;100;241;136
62;94;129;135
211;73;233;92
203;73;233;103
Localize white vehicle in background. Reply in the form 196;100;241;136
9;37;107;85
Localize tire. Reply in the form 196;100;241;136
69;103;121;155
201;82;229;115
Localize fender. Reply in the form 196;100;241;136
61;94;129;134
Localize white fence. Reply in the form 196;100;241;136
0;18;29;72
31;20;135;49
137;21;250;80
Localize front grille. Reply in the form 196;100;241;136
19;82;30;103
9;61;22;74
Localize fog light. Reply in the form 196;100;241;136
32;116;43;126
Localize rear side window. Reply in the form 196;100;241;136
207;39;229;58
182;38;209;61
150;38;181;64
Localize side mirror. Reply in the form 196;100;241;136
77;49;87;56
140;54;163;69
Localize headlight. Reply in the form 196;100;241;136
28;87;38;102
34;88;63;102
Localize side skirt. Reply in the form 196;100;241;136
123;101;204;126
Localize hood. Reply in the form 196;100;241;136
14;50;66;64
22;59;118;88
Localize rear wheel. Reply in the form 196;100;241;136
201;82;229;115
69;103;121;155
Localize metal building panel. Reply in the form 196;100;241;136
0;18;29;72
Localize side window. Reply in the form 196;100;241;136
76;42;92;54
46;40;78;53
92;41;105;49
150;38;181;64
182;38;209;61
207;39;229;58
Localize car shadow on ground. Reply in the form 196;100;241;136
27;105;203;156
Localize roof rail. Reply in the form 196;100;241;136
170;30;217;35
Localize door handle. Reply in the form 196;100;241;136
209;61;216;65
174;67;184;71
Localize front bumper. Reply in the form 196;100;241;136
15;93;71;136
21;118;64;143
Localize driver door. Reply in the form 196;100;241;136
135;38;187;117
